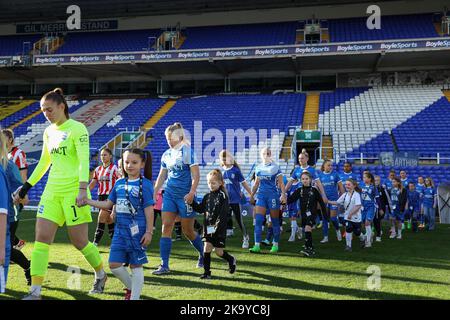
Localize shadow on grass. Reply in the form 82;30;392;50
168;252;450;287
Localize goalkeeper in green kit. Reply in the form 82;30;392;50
14;88;107;300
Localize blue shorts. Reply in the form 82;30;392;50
362;207;375;222
328;204;338;211
256;193;280;211
162;193;197;218
0;238;10;293
392;210;404;222
289;210;299;218
109;229;148;265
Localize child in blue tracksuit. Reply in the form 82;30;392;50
87;148;154;300
361;172;378;247
388;177;407;240
416;177;426;228
423;177;437;231
317;160;344;244
406;182;421;233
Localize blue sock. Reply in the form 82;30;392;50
272;219;280;243
322;217;329;237
160;237;172;269
189;234;204;257
255;214;264;243
266;227;273;242
331;216;340;230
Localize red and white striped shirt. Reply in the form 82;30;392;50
93;164;119;195
8;146;28;171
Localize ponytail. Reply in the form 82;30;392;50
122;148;152;180
41;87;69;119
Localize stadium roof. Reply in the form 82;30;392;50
0;0;398;23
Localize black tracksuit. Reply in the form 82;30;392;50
192;189;235;276
287;186;328;228
192;189;229;248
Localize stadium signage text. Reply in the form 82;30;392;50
16;20;118;33
29;37;450;66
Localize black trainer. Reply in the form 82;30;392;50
200;273;212;280
300;248;315;257
229;257;237;274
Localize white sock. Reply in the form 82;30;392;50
365;225;372;242
359;234;365;241
398;227;402;236
30;285;42;296
131;267;144;300
253;219;256;226
273;242;278;247
111;266;132;289
346;232;352;247
291;220;298;236
95;268;106;280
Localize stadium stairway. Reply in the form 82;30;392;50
443;90;450;101
143;99;177;131
0;100;35;121
322;135;333;160
142;99;177;148
302;93;320;130
280;135;293;160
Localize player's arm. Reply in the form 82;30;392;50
141;205;154;247
18;132;52;199
89;169;98;191
73;124;90;206
153;167;168;202
250;177;260;205
337;181;345;195
277;174;287;204
86;198;114;210
314;178;328;203
241;180;252;196
185;164;200;204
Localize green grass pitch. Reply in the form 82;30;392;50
2;212;450;300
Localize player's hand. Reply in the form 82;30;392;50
184;191;195;205
141;232;152;247
76;189;88;207
13;186;22;204
110;210;116;223
250;196;256;206
280;194;287;205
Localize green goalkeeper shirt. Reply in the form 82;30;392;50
28;119;90;195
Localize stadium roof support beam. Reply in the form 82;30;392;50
291;56;301;74
373;52;386;72
208;60;229;76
